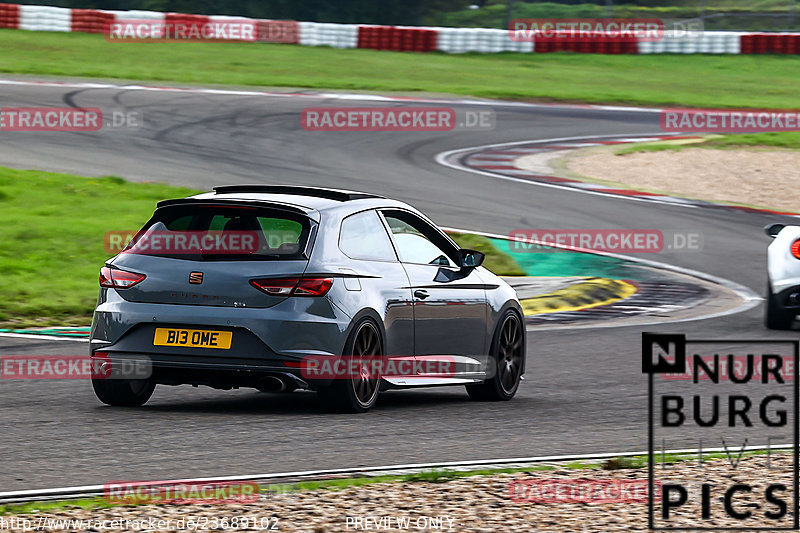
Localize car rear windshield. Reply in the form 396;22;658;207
123;204;312;261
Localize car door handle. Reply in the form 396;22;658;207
413;289;430;300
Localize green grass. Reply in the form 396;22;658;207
0;169;524;326
616;132;800;155
448;232;526;276
1;29;799;109
0;169;199;327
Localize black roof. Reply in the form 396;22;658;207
212;185;383;202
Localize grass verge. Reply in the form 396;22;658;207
1;29;799;109
448;232;525;276
0;169;199;327
0;169;524;327
616;132;800;155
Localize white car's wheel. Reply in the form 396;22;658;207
765;283;794;330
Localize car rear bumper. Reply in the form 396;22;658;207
771;276;800;295
772;284;800;312
91;289;351;356
90;289;351;389
92;351;322;390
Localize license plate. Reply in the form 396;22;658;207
153;328;232;349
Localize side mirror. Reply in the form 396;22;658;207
457;249;485;269
765;223;786;238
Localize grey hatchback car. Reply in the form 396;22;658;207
90;185;525;412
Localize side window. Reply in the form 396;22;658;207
382;212;456;267
339;210;397;261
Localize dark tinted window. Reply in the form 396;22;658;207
124;204;311;261
339;210;397;261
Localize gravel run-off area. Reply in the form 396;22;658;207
3;455;796;532
525;146;800;213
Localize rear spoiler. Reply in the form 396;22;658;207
155;198;312;218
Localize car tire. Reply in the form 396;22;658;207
765;283;794;330
317;318;382;413
467;309;524;401
92;378;156;407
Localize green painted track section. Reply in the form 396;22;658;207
489;238;645;280
0;327;90;337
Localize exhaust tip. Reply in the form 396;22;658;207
256;375;287;393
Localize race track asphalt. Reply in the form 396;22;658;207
0;81;793;492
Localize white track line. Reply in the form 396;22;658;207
0;444;791;503
0;78;664;112
435;133;703;209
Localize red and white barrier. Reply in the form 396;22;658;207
257;20;298;44
299;22;358;48
357;25;437;52
71;9;113;34
638;31;743;54
0;3;798;55
741;32;800;53
0;3;19;29
19;4;70;32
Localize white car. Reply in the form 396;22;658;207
765;223;800;329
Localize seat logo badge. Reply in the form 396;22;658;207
189;272;204;284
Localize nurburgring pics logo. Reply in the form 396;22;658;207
643;333;799;530
661;109;800;133
104;481;259;505
301;107;494;131
105;19;256;42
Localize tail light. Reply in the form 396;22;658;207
250;277;333;297
792;240;800;260
99;266;146;289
